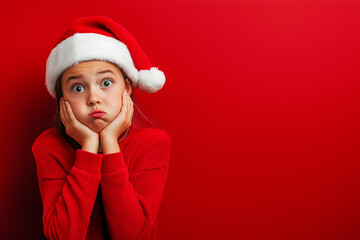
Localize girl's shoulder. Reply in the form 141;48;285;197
32;127;72;156
33;127;62;145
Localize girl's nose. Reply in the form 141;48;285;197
87;88;101;105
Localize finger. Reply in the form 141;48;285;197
125;93;131;120
63;99;72;123
60;98;69;124
129;100;134;121
126;94;133;124
64;100;77;124
59;98;65;124
126;93;133;118
114;91;129;123
121;91;128;114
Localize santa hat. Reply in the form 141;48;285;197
45;16;165;98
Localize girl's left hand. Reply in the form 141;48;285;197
100;90;134;142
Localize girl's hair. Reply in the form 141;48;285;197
50;62;162;150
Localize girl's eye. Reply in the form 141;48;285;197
101;79;113;88
72;84;84;93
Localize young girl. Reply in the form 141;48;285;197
32;16;171;240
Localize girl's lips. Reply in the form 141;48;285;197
89;110;106;118
90;113;105;118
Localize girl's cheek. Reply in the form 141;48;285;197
70;104;82;119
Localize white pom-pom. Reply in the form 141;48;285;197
138;67;166;93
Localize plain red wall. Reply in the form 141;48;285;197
1;0;360;239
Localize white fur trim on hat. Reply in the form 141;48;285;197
138;67;166;93
46;33;140;98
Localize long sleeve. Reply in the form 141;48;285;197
32;134;103;240
100;128;171;240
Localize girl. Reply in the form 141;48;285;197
32;16;171;240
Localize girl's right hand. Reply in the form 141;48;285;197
60;98;99;153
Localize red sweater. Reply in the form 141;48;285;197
31;126;171;240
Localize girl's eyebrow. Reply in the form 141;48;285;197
97;69;115;75
66;69;115;83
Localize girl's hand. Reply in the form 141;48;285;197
60;98;99;153
100;90;134;143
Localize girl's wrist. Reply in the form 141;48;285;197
99;131;118;143
81;138;99;154
100;135;120;154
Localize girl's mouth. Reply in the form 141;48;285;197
89;110;106;118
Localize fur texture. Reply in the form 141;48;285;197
46;33;138;98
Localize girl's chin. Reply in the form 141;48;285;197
89;121;109;133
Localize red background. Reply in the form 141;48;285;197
1;0;360;239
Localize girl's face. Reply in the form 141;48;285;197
61;60;132;133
